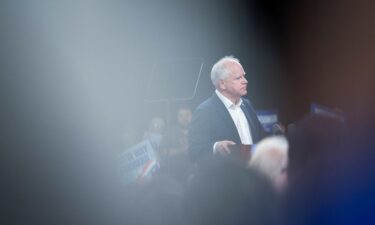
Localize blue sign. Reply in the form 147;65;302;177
256;109;279;132
119;140;160;185
310;102;345;122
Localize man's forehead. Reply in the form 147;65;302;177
226;60;244;70
229;66;245;77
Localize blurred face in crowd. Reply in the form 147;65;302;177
177;108;192;128
219;61;248;104
274;166;288;193
267;148;288;193
149;117;165;134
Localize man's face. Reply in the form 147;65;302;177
220;61;248;102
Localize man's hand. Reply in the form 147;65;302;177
214;140;236;155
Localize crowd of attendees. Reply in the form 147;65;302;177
123;110;375;225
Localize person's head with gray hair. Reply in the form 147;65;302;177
210;56;248;104
211;56;241;88
248;135;289;192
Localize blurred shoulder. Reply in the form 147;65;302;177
195;94;218;112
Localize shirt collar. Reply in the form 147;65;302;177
215;89;243;109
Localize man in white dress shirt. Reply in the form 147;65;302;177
188;56;267;162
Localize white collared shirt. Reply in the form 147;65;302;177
215;90;253;145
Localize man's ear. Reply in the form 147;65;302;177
219;79;226;90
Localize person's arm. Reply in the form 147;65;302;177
188;107;214;162
188;106;237;162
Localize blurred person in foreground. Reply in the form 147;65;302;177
248;135;289;194
282;114;375;225
286;114;348;184
124;173;186;225
184;157;280;225
188;56;267;163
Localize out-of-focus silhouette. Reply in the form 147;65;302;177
184;157;280;225
249;135;289;193
283;114;375;225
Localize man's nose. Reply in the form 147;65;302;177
242;77;248;83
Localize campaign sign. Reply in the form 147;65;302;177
310;102;345;122
119;140;160;185
256;110;278;132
